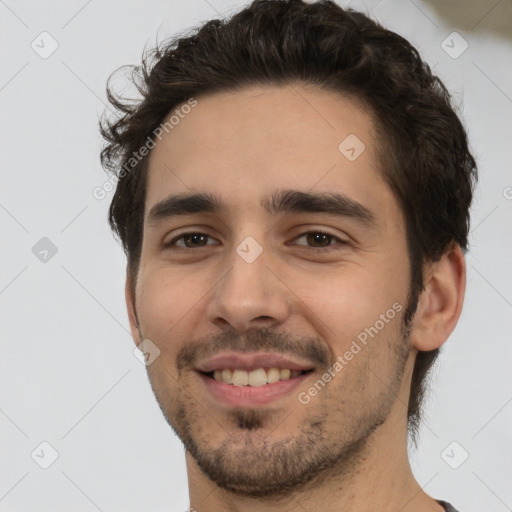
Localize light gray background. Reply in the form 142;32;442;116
1;0;511;511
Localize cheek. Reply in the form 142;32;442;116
291;264;402;342
136;265;205;343
136;244;408;350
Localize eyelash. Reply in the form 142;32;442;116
165;230;348;252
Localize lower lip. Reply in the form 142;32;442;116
197;371;312;407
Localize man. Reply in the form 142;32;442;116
100;1;477;510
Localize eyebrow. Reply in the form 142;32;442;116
146;189;377;229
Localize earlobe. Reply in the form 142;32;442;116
410;243;466;352
125;273;142;346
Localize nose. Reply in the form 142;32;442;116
206;244;291;332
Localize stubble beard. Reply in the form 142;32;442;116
146;318;412;499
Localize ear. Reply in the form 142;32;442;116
410;243;466;351
125;270;142;346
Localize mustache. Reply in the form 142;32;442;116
176;328;332;373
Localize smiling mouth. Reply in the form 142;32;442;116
200;368;314;387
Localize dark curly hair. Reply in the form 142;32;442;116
99;0;477;443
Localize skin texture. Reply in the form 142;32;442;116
125;84;466;512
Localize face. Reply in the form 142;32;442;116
128;84;415;498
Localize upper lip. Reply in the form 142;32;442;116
195;352;316;373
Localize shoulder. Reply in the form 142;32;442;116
436;500;461;512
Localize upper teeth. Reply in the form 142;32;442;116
213;368;304;386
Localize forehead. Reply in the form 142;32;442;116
144;84;400;228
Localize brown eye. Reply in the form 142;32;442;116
306;232;331;247
294;231;348;251
166;232;217;248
